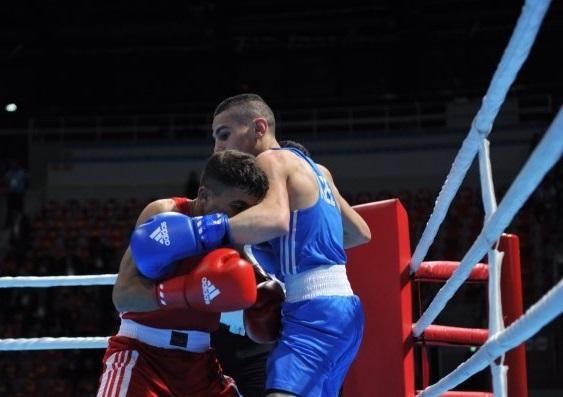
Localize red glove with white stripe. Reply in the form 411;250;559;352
154;248;257;312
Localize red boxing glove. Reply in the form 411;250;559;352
154;248;257;312
243;279;285;344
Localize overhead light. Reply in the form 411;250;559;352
5;103;17;112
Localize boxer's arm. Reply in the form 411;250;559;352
319;164;371;249
228;150;291;244
341;196;371;248
113;247;159;312
113;199;176;312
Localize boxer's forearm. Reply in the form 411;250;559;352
113;248;160;312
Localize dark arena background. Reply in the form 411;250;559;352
0;1;562;396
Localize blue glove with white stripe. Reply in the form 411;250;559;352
130;211;232;280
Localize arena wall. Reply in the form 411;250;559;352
29;125;538;202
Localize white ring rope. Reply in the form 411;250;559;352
409;0;552;273
0;274;117;351
417;278;563;397
0;274;117;288
413;106;563;337
410;0;560;393
0;337;109;351
479;138;508;396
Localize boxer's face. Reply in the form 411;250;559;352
212;108;258;155
201;186;260;217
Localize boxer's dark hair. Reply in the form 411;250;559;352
201;149;268;199
213;93;276;135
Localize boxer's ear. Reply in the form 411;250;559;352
198;186;209;207
253;118;268;138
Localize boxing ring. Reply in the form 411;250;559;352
343;0;562;395
0;0;562;395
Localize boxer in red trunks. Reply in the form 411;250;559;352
96;150;269;397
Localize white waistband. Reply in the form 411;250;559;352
284;265;353;303
118;319;210;353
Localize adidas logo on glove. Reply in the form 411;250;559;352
149;221;171;246
202;277;221;304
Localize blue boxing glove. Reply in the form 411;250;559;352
130;211;232;280
191;213;233;251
